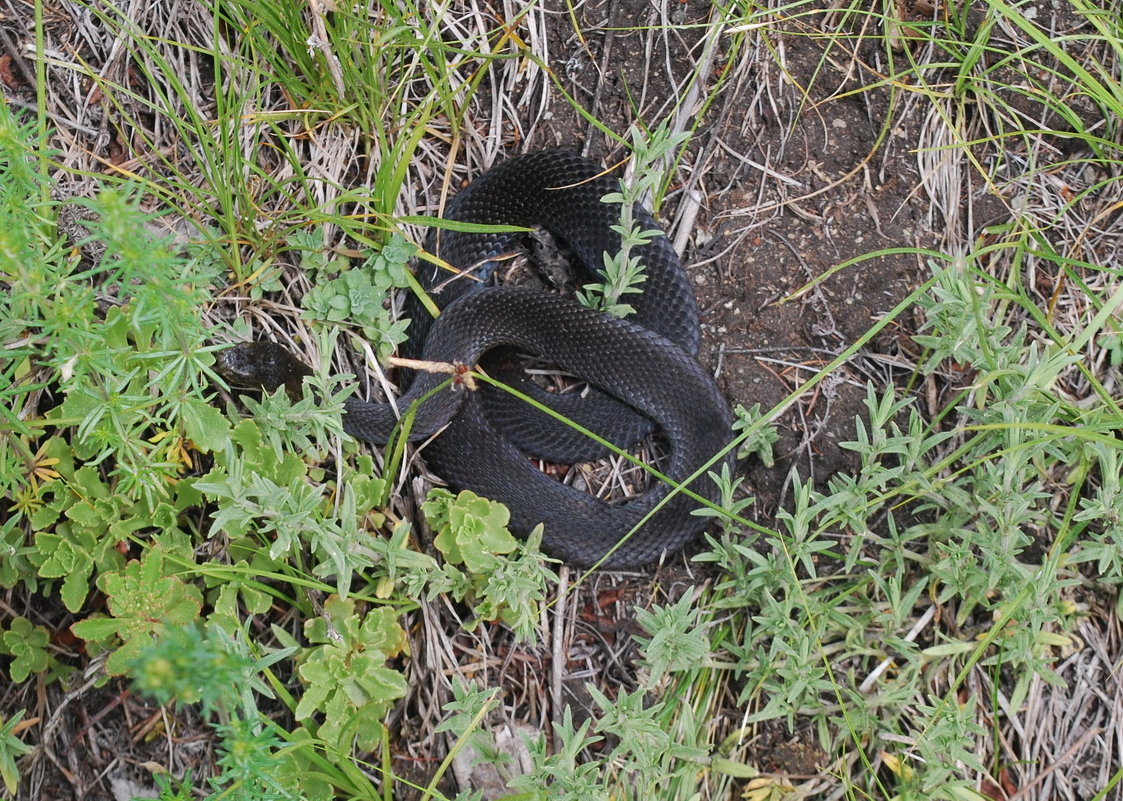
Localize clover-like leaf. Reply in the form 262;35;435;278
1;617;50;683
35;530;96;612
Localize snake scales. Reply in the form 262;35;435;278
222;151;734;568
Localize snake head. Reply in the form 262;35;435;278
215;341;313;399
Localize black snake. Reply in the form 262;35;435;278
222;151;734;568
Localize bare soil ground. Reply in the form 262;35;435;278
3;0;1122;799
533;0;938;509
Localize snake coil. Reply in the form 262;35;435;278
341;151;734;567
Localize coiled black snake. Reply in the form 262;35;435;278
221;151;734;568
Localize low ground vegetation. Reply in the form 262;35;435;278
0;0;1121;799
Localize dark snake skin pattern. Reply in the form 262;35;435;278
342;151;734;567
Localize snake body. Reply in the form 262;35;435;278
343;151;734;568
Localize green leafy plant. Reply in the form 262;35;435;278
423;488;519;571
579;124;690;318
129;625;311;801
301;232;416;361
206;716;291;801
634;591;710;682
146;771;196;801
507;707;604;800
422;488;555;640
0;712;32;797
193;369;385;599
294;595;408;753
71;548;204;675
731;403;779;467
29;457;129;613
0;618;50;684
2;0;1121;797
0;517;36;591
130;624;294;721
